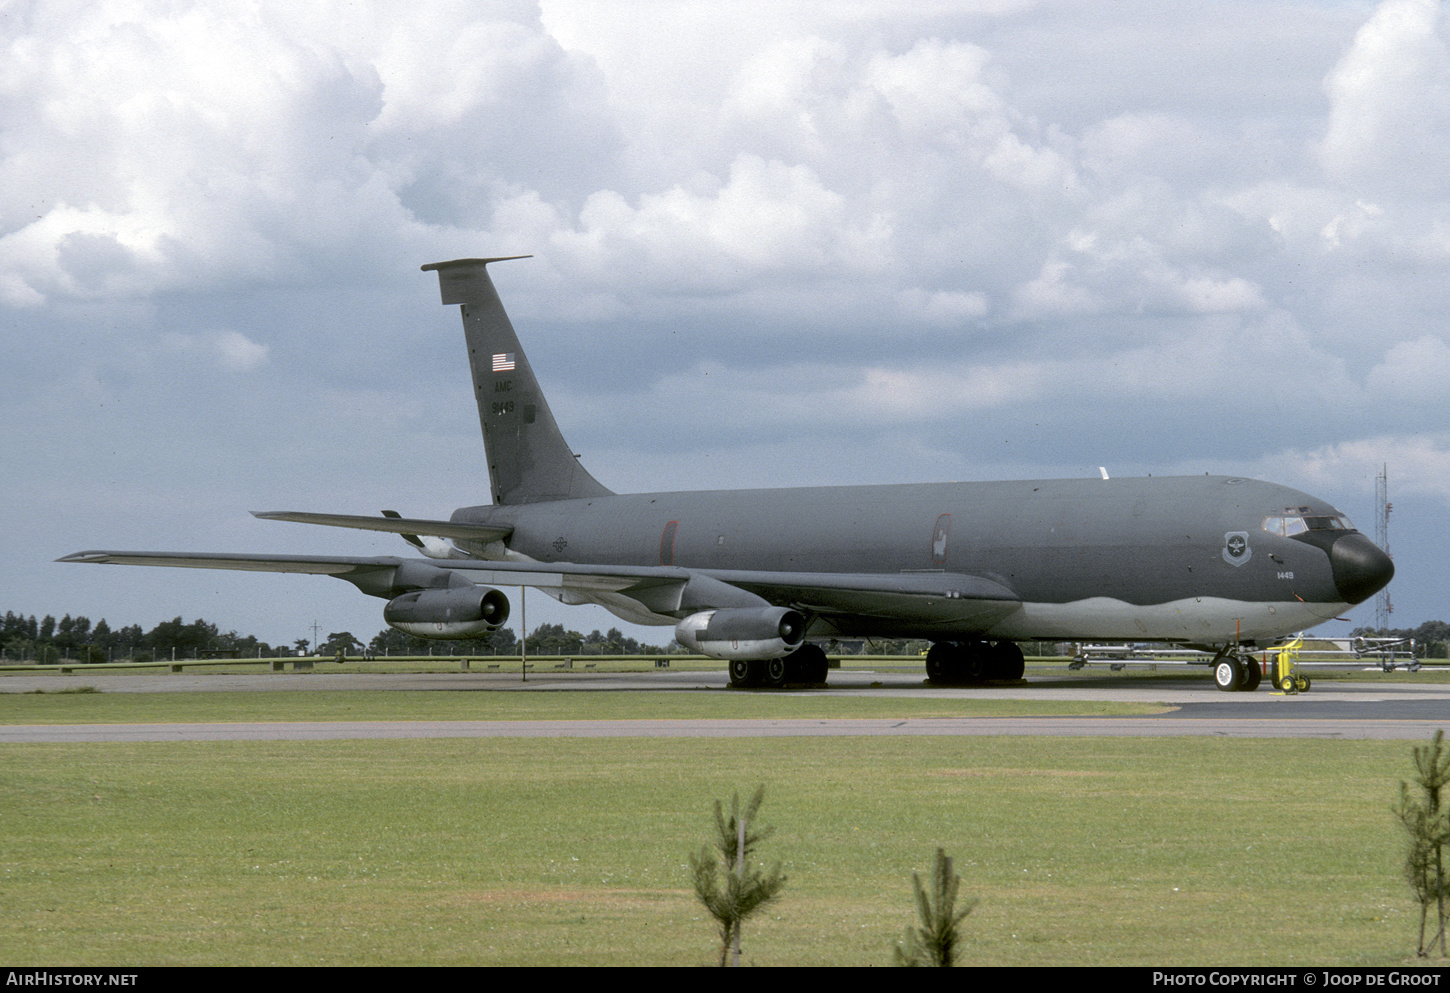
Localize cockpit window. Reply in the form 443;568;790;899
1261;514;1354;536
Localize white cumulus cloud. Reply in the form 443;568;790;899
1321;0;1450;192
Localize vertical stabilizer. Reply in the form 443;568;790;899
422;257;612;505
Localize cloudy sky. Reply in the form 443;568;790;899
3;0;1445;649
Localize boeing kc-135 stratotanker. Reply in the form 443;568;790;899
62;256;1394;691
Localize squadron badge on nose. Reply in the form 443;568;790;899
1223;532;1252;566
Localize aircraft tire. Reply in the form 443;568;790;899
981;642;1002;679
762;656;790;689
1240;660;1262;692
992;641;1026;681
812;651;830;683
729;658;760;688
925;643;960;684
1214;658;1242;692
788;644;829;684
961;641;990;683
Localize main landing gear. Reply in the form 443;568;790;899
728;643;830;689
1210;647;1263;692
924;640;1026;685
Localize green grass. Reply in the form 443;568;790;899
0;689;1168;724
0;734;1434;966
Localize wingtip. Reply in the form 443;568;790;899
57;551;109;563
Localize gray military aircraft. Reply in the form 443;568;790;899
62;256;1394;692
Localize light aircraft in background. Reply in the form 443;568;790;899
62;256;1394;692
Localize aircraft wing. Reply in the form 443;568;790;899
442;561;1020;627
56;550;691;594
58;550;1020;629
56;550;402;576
56;550;708;606
252;511;513;544
698;568;1021;630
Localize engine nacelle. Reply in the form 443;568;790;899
383;586;510;640
674;607;806;660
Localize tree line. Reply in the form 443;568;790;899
2;610;282;664
3;607;940;664
0;609;679;663
9;605;1444;664
346;622;673;658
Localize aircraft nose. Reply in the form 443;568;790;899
1330;532;1394;604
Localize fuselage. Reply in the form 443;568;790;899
449;474;1392;645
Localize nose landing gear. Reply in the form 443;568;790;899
1211;647;1264;692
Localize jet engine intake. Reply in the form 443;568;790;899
674;606;806;660
383;586;510;640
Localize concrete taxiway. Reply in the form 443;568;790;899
2;666;1446;742
0;664;1444;699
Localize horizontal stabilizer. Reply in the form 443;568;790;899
421;256;532;305
253;511;513;544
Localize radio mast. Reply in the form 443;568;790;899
1374;464;1393;631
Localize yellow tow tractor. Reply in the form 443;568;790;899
1270;636;1311;694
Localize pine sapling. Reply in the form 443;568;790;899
688;785;787;967
894;847;977;967
1394;729;1450;957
